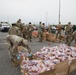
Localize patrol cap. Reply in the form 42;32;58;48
39;21;42;24
17;19;21;23
18;19;21;21
29;22;31;24
42;23;45;25
12;23;16;26
68;22;71;24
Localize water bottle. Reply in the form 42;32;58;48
28;53;33;60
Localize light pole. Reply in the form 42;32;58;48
58;0;61;24
46;12;48;26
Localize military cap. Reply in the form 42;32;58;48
68;22;71;24
29;22;31;24
12;23;16;26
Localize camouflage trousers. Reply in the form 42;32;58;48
65;34;72;45
56;31;62;40
8;46;18;60
28;32;32;42
38;32;43;42
67;35;76;46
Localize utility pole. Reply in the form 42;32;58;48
59;0;61;24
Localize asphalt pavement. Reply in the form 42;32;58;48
0;32;76;75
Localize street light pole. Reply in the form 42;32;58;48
59;0;61;24
46;12;48;26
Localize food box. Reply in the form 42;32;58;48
47;36;57;42
69;59;76;73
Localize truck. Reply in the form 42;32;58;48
0;22;11;32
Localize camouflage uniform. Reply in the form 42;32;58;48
67;30;76;46
65;22;73;44
56;23;62;41
8;23;20;36
16;19;23;37
38;22;43;42
48;25;51;33
8;23;20;58
27;22;33;42
22;25;28;40
6;35;31;60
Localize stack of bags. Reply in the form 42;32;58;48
32;30;38;38
20;44;76;75
35;44;76;61
46;32;57;42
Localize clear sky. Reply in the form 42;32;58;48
0;0;76;25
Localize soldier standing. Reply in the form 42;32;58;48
67;30;76;46
56;22;62;41
65;22;73;44
42;23;46;32
22;25;28;40
48;25;51;33
38;22;43;42
8;23;20;36
16;19;23;37
27;22;33;42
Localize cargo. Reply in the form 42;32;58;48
47;36;57;42
54;60;69;75
46;33;57;42
20;44;76;75
74;44;76;47
32;31;38;38
69;59;76;73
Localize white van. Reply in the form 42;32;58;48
0;22;10;32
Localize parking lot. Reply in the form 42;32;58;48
0;32;76;75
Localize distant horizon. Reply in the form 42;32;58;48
0;19;75;25
0;0;76;25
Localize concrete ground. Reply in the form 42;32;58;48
0;32;76;75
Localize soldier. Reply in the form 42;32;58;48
67;30;76;46
22;25;28;40
65;22;73;44
72;25;76;32
6;35;31;65
27;22;33;42
42;23;46;32
56;22;62;41
48;25;51;33
8;23;20;36
38;22;43;42
16;19;24;37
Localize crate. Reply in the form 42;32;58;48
21;69;54;75
74;44;76;47
69;59;76;73
21;69;28;75
20;61;69;75
54;60;69;75
39;69;55;75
